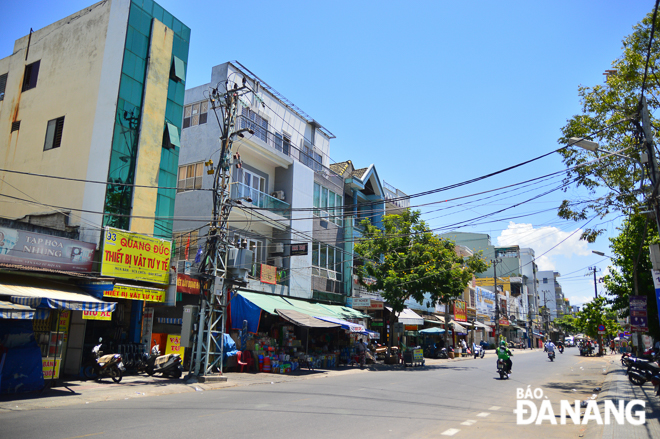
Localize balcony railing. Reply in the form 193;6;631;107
231;181;290;218
238;115;291;156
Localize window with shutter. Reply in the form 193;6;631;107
22;61;40;92
44;116;64;151
11;121;20;132
0;73;7;101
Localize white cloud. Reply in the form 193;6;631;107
496;221;590;271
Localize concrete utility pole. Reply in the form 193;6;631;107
191;79;255;378
640;96;660;238
492;258;502;342
588;267;599;299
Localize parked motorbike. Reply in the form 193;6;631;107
626;357;660;385
497;358;511;379
83;338;124;383
143;344;183;378
548;351;556;362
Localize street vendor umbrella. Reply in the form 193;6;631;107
419;327;446;335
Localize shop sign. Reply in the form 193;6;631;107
0;226;95;272
371;322;383;327
404;325;418;331
368;301;384;310
289;243;308;256
346;297;371;308
42;358;61;379
104;284;165;303
499;317;510;327
454;300;467;322
467;308;477;319
165;334;184;363
58;310;71;332
101;227;172;284
177;273;200;295
413;348;423;362
82;311;112;320
260;264;277;285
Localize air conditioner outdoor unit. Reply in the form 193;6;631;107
327;271;337;281
272;256;283;268
271;190;285;201
271;243;284;254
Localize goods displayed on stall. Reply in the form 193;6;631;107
235;325;343;373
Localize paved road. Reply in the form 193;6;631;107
0;349;616;439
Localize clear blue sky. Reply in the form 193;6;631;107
2;1;656;307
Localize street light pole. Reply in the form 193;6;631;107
492;258;502;343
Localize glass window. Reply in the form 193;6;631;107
44;117;64;151
177;162;203;192
320;244;327;268
335;194;343;226
22;60;40;92
183;100;208;128
328;246;335;272
312;242;319;266
313;183;320;210
321;187;328;211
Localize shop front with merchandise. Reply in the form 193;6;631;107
229;291;370;373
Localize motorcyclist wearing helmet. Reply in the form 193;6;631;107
496;340;513;373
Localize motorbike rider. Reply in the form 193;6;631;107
496;340;513;373
355;337;368;366
545;340;556;355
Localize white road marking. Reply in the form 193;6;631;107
488;406;501;411
441;428;461;436
477;412;491;417
461;420;477;426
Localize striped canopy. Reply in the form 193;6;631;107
10;296;116;312
0;300;50;320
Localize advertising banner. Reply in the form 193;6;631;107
82;311;112;321
454;300;467;322
629;295;649;332
101;227;172;284
260;264;277;285
652;269;660;332
165;333;184;363
289;243;308;256
476;286;495;323
142;307;154;347
368;301;384;310
103;284;165;303
0;226;95;272
176;273;200;295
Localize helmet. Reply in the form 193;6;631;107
500;340;506;347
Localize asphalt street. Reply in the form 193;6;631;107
0;349;616;439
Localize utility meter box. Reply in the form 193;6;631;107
181;305;199;348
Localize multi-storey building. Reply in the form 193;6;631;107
0;0;189;380
174;61;336;302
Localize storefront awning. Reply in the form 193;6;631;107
450;320;467;333
364;329;380;339
394;308;424;326
1;276;116;312
468;321;490;329
276;309;340;328
314;316;365;332
419;327;446;335
0;300;49;319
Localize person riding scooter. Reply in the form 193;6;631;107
496;340;513;374
546;340;556;361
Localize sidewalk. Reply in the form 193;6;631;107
599;357;660;439
0;348;533;413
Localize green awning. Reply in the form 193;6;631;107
321;304;370;319
237;291;291;314
237;291;369;320
164;122;180;149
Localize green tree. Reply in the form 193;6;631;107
603;214;660;339
574;297;622;355
354;209;488;350
554;314;578;335
557;9;660;242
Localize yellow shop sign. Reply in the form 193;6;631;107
82;311;112;320
101;227;172;284
104;284;165;303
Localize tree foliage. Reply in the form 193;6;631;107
354;209;489;315
554;314;579;335
602;214;660;339
557;9;660;242
574;296;622;340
